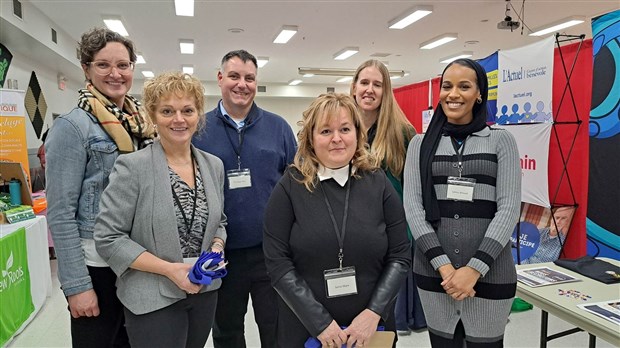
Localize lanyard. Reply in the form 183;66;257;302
171;154;197;234
318;166;352;270
222;117;248;170
451;136;468;178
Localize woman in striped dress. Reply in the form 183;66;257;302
403;58;521;347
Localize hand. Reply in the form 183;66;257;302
165;262;202;294
343;309;380;348
438;264;456;281
441;266;480;301
318;320;347;348
67;289;100;318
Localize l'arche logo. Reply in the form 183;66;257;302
0;251;25;292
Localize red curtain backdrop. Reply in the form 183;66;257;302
394;78;440;133
394;40;592;258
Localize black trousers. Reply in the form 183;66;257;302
213;245;278;348
124;290;218;348
429;320;504;348
69;266;129;348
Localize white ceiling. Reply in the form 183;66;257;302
17;0;620;87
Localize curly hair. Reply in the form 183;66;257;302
350;59;415;177
78;27;137;65
142;71;206;133
293;93;378;191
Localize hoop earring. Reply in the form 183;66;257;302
476;96;482;104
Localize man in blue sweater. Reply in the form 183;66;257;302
193;49;296;347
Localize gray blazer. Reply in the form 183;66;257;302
94;140;227;315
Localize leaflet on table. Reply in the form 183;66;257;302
517;267;581;287
577;299;620;326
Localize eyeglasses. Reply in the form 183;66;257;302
87;61;135;76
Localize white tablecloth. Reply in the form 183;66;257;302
0;216;52;344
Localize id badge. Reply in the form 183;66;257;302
227;168;251;189
446;176;476;202
324;266;358;298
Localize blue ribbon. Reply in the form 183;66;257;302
188;251;227;285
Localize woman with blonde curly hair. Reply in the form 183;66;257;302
263;93;411;347
95;72;227;347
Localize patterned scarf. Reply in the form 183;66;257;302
78;83;156;153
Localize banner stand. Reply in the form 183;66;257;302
514;33;585;264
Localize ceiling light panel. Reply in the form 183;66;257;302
257;57;269;68
529;16;585;36
288;79;302;86
439;51;473;64
179;40;194;54
102;16;129;36
336;77;353;83
182;65;194;75
174;0;194;16
142;70;155;78
273;25;298;44
388;5;433;29
136;54;146;64
333;47;359;60
420;33;458;49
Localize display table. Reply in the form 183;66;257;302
0;216;52;346
516;258;620;348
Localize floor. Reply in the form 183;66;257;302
6;261;617;348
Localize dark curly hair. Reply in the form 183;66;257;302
78;27;137;65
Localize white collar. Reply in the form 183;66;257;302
317;164;351;187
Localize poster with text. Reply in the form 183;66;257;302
495;123;551;207
0;89;30;180
497;36;554;124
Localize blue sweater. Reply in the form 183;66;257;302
193;102;297;249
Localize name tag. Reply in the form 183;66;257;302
227;169;251;189
324;266;358;298
446;176;476;202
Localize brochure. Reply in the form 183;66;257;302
577;300;620;326
517;266;581;287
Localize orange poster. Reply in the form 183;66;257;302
0;89;30;183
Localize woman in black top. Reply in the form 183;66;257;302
263;93;411;347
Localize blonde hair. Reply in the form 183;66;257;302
142;71;206;132
350;59;416;177
294;93;378;192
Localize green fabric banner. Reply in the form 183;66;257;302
0;227;34;346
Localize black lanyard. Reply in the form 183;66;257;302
451;136;468;178
171;153;197;234
318;166;352;270
222;117;248;170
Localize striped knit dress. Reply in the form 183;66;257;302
403;127;521;342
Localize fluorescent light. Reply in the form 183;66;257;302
336;77;353;83
303;73;314;77
439;51;473;64
102;16;129;36
257;57;269;68
142;70;155;78
298;67;405;78
388;5;433;29
333;47;359;60
179;40;194;54
273;25;298;44
420;33;458;49
175;0;194;16
182;65;194;75
288;79;302;86
390;75;401;80
136;54;146;64
529;16;585;36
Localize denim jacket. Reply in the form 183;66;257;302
46;107;120;296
